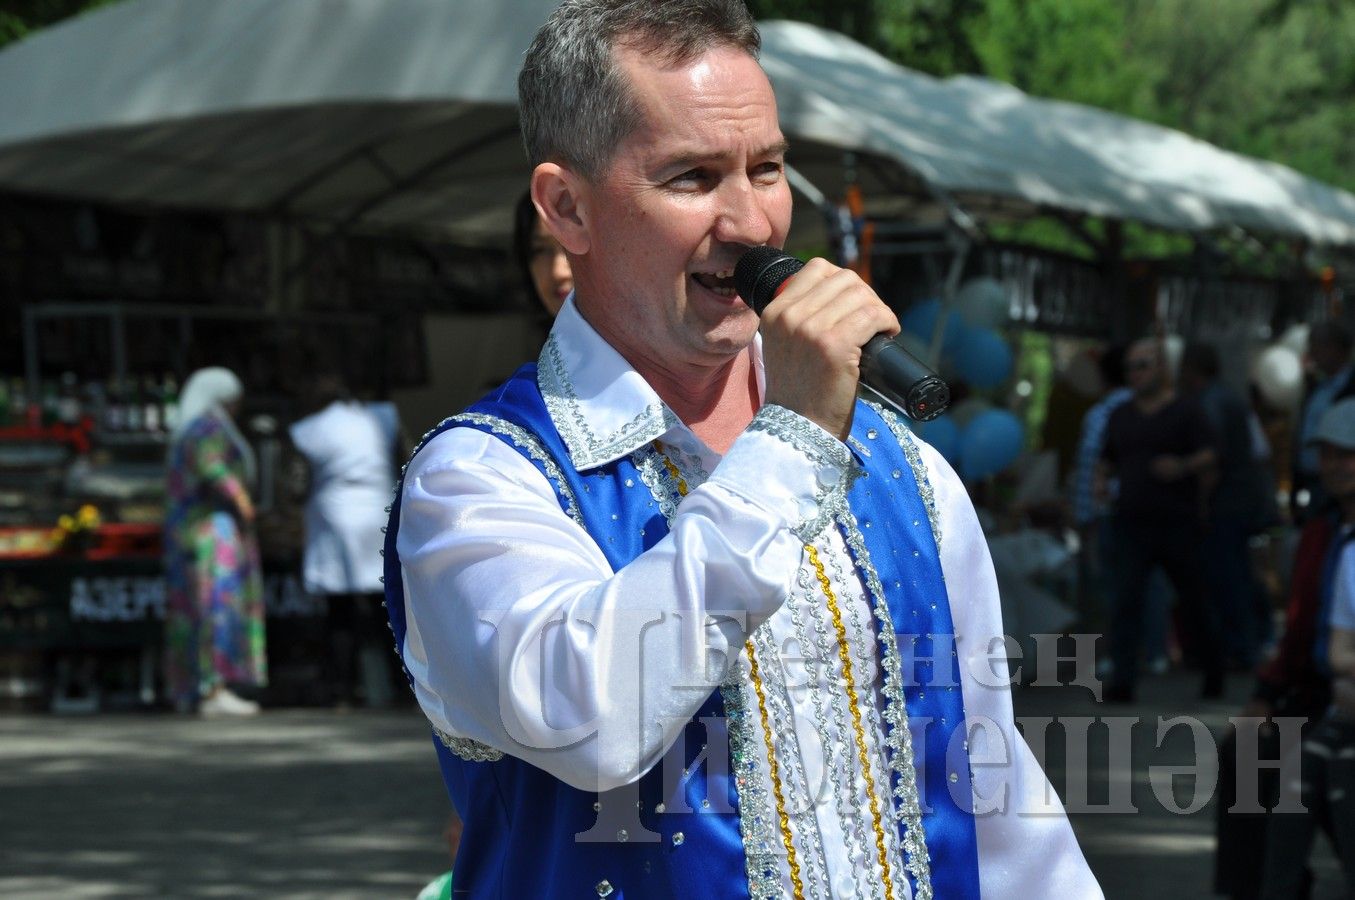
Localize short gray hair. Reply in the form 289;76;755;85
518;0;761;180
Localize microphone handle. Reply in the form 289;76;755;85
859;334;950;422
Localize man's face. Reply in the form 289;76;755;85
571;44;792;375
1320;441;1355;503
1309;337;1348;379
1123;341;1164;397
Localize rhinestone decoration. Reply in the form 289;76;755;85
596;879;614;897
433;728;503;763
866;401;942;551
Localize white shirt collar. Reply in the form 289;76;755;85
537;294;764;471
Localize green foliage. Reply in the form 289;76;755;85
0;0;121;50
756;0;1355;218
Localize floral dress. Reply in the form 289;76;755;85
163;413;267;705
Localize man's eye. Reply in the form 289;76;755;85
669;169;707;187
752;162;783;183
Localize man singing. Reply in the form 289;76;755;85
384;1;1100;896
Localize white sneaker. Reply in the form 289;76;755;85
199;688;260;717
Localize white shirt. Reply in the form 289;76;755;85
398;298;1100;899
289;400;398;594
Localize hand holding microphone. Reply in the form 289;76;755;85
734;247;949;431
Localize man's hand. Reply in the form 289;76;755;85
237;494;256;526
1149;454;1188;482
757;258;900;440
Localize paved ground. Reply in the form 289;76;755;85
0;672;1345;899
0;710;452;899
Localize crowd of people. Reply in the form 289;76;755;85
1065;325;1355;896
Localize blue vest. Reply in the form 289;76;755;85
384;364;980;898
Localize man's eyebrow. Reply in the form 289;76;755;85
658;140;792;173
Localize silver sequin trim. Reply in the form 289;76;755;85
748;405;858;543
538;334;680;470
865;401;942;552
448;412;584;527
837;505;934;900
435;727;504;763
750;627;831;900
722;667;784;900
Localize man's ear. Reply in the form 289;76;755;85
531;163;590;256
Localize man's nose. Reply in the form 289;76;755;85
713;177;776;247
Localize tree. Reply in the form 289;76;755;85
0;0;122;50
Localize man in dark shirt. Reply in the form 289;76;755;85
1181;340;1271;669
1100;336;1223;701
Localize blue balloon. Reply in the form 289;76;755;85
899;298;966;355
918;414;960;466
958;409;1024;481
951;326;1013;390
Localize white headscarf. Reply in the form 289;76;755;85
172;367;256;486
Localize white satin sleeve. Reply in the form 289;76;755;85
918;440;1104;898
396;408;851;793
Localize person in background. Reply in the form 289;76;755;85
1259;396;1355;897
289;372;401;708
1293;321;1355;522
163;367;267;717
512;189;574;320
1099;336;1223;702
1180;340;1269;669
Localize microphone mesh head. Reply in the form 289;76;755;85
734;246;803;314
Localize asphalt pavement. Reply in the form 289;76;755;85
0;672;1345;899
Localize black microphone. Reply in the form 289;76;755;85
733;246;950;422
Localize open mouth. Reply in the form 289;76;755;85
691;269;738;299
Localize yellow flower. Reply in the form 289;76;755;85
58;515;75;532
77;504;101;528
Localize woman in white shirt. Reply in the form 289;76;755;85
289;374;400;706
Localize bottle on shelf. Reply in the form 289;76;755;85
125;377;144;433
162;373;180;433
41;379;60;427
105;377;127;433
23;379;41;429
58;372;81;426
141;375;161;433
83;380;106;431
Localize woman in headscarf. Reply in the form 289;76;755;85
163;367;267;716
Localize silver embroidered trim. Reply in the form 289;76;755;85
837;507;933;900
749;404;852;470
722;665;785;900
634;449;682;522
802;530;878;896
435;727;504;763
751;627;831;900
748;405;857;543
448;412;584;527
538;334;680;470
865;401;942;552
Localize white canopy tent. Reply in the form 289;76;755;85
1;1;1353;250
0;0;558;243
759;20;1355;248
